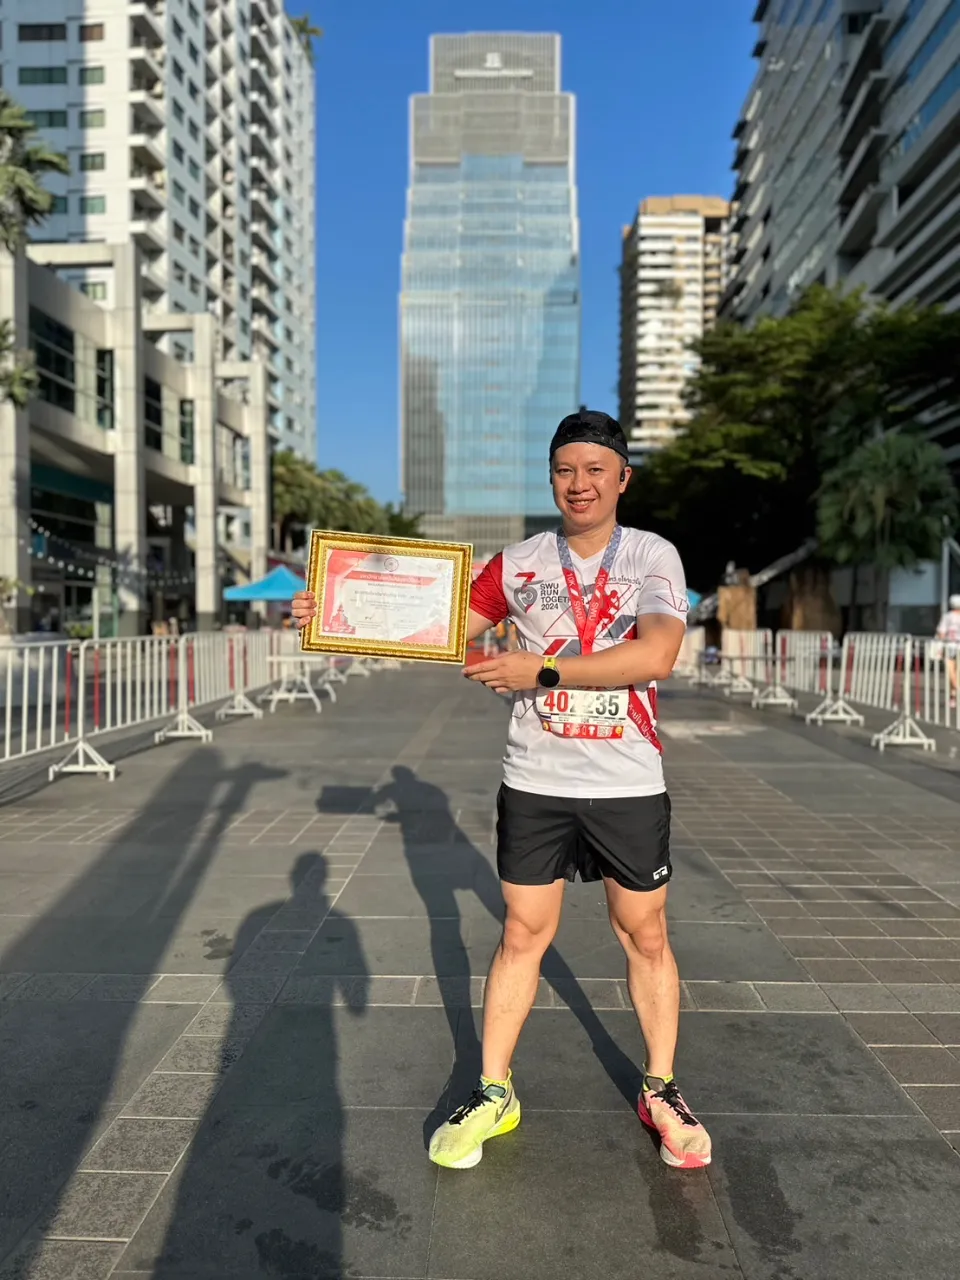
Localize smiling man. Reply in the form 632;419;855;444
290;408;710;1173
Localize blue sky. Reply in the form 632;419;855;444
309;0;757;502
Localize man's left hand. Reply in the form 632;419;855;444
465;650;542;694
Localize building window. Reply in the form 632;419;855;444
79;65;105;85
188;80;200;101
188;2;200;22
79;23;105;42
188;158;200;181
172;100;184;123
188;40;199;65
144;376;163;450
173;220;185;243
188;120;199;141
172;18;184;40
79;152;105;172
27;110;68;128
96;349;114;427
172;59;184;83
50;196;67;214
18;23;67;41
189;275;200;295
189;197;200;218
80;195;106;214
179;399;195;463
30;308;76;414
173;180;186;204
19;66;68;85
79;109;105;127
189;235;200;256
80;281;107;301
173;140;184;163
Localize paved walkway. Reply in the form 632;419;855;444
1;666;960;1279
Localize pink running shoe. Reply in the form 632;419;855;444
638;1077;712;1169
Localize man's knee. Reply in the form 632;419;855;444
612;902;668;962
499;903;560;959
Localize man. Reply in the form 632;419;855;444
291;409;710;1172
934;593;960;708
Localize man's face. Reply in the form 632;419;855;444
550;442;631;529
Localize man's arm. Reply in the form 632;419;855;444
554;614;685;687
467;554;508;642
468;609;496;642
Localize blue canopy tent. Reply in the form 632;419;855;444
687;589;702;610
223;564;305;602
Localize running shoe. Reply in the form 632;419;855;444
428;1076;521;1169
638;1077;712;1169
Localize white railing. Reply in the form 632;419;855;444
675;627;954;753
0;627;401;785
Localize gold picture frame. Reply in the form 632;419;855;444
300;530;474;664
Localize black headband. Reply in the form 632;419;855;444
549;413;630;463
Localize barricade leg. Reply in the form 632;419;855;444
217;637;264;721
871;710;936;753
156;637;212;744
48;739;116;782
806;694;865;726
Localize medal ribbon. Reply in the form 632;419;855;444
555;527;662;754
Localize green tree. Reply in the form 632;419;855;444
622;286;960;600
0;91;69;250
817;432;958;627
289;15;323;65
383;504;424;538
270;451;417;550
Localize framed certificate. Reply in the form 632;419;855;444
300;530;474;663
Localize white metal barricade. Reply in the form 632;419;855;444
673;626;705;679
721;629;773;696
870;635;936;752
1;640;79;765
51;636;180;780
216;632;266;722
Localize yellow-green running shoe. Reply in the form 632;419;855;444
428;1076;521;1169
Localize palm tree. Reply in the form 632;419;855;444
0;91;69;251
289;15;323;66
817;432;958;628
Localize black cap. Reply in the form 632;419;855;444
549;409;630;463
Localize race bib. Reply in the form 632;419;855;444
536;687;629;739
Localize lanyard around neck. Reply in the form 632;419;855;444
556;526;622;655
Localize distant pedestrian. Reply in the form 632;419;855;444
934;594;960;707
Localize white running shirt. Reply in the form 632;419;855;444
470;527;688;799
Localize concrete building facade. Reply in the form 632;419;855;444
0;0;316;460
618;196;732;459
400;32;580;557
0;244;268;634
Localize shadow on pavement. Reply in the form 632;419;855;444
369;765;642;1138
0;752;287;1274
130;853;370;1279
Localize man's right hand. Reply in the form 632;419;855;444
291;591;317;630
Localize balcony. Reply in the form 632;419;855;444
130;132;165;171
251;154;278;197
131;214;165;256
129;41;165;85
838;13;890;109
141;258;167;302
837;70;888;158
250;92;277;132
130;165;167;209
251;249;279;288
251;186;278;228
129;87;165;128
251;26;279;73
837;182;887;255
129;2;165;45
252;282;279;318
251;122;278;164
252;314;279;349
837;126;888;207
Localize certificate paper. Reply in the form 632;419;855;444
300;531;473;663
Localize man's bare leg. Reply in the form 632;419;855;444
604;880;677;1076
605;877;711;1168
482;879;565;1080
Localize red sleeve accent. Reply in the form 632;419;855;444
469;552;508;624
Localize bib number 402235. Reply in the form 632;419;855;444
535;687;629;739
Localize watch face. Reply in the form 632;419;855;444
537;665;561;689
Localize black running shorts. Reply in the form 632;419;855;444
495;784;672;892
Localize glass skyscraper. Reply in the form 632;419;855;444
400;33;580;555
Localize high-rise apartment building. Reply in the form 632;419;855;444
725;0;960;464
400;32;580;556
618;196;732;459
2;0;316;459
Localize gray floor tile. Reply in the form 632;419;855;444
0;1239;124;1279
81;1119;198;1173
429;1109;738;1280
754;983;836;1012
873;1046;960;1085
120;1106;437;1280
46;1171;166;1239
121;1073;220;1120
906;1086;960;1130
845;1013;939;1045
706;1114;960;1280
918;1013;960;1045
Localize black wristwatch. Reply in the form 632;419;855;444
537;656;561;688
